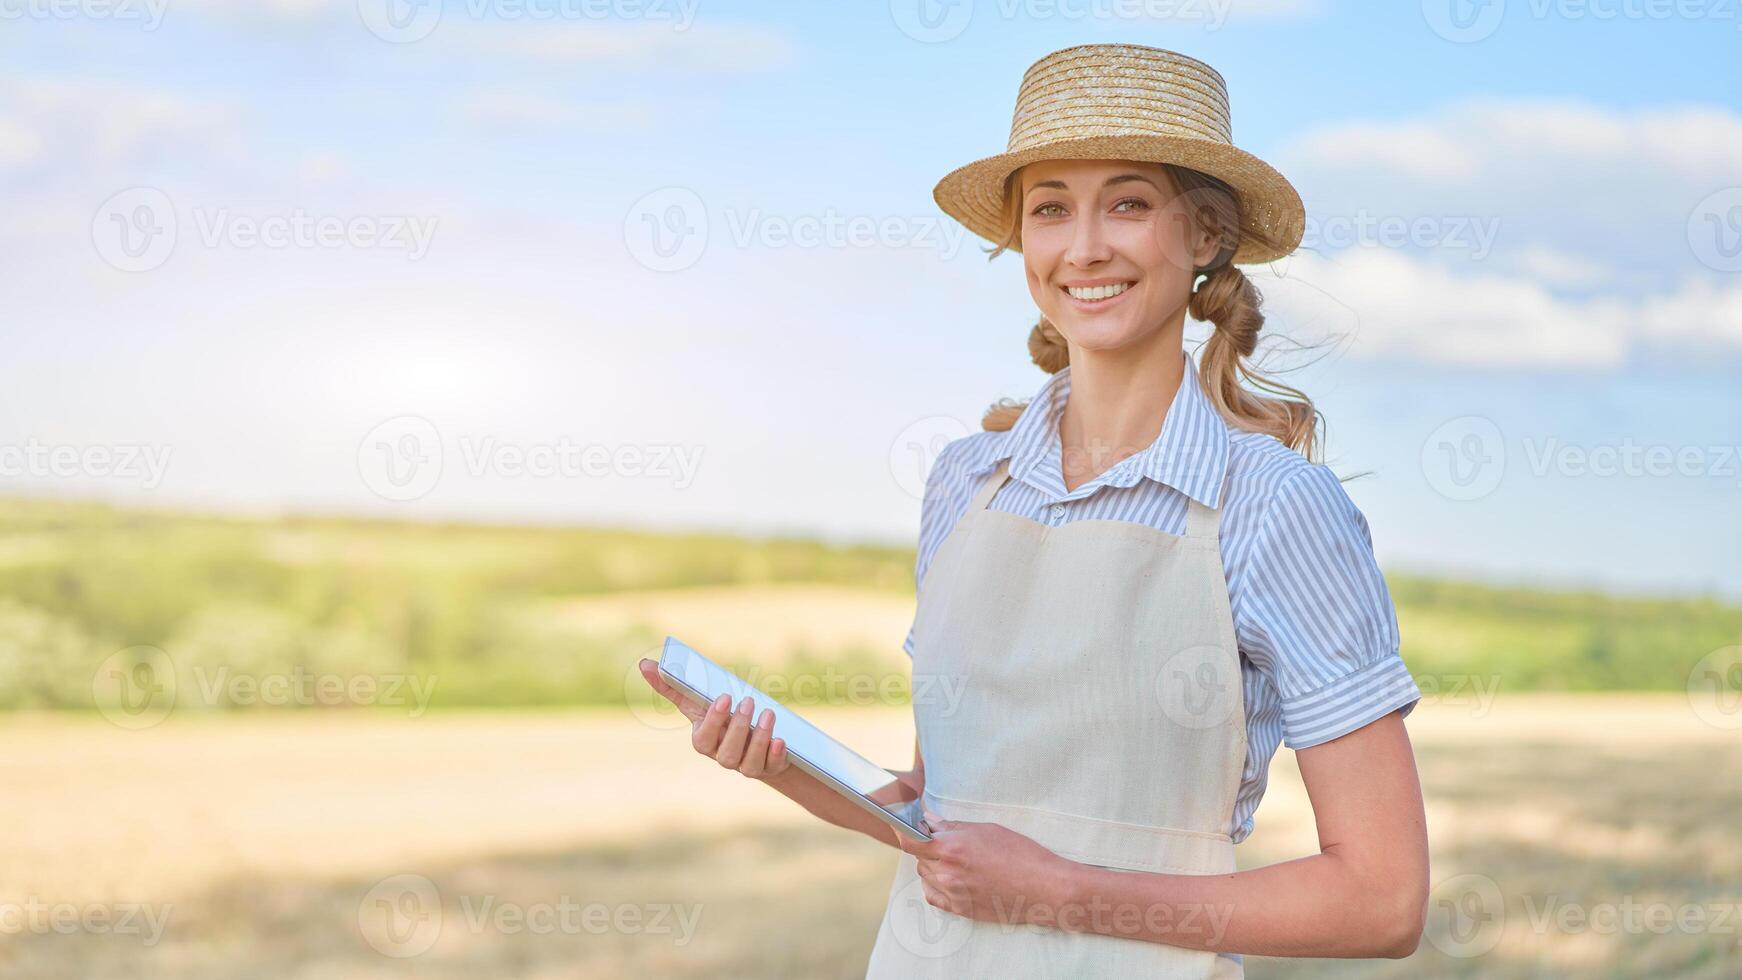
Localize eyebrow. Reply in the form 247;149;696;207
1025;173;1161;196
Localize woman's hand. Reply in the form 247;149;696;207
897;807;1077;925
637;658;791;780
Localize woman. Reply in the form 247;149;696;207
638;43;1428;977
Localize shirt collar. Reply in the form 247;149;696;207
995;350;1231;508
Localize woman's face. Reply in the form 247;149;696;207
1019;159;1219;355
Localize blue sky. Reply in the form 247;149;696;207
1;1;1738;599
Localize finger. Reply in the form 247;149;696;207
690;693;733;754
738;708;775;778
921;805;955;834
921;881;947;910
922;882;961;917
712;695;756;769
898;830;938;856
766;736;790;775
639;659;707;722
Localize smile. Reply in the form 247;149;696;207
1061;280;1136;308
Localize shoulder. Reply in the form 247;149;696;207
1222;428;1371;545
924;429;1008;505
1220;431;1417;749
911;429;1008;584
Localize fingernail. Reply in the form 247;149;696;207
738;696;754;713
714;694;729;710
759;708;773;728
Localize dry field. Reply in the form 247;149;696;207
1;694;1738;978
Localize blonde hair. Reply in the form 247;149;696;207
979;162;1321;462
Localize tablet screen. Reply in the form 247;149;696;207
658;637;926;838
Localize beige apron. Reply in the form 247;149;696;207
866;457;1248;978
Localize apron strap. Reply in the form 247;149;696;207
1182;464;1231;539
1183;498;1221;539
970;458;1012;512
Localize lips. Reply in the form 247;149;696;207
1061;280;1136;309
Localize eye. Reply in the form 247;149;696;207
1112;197;1151;213
1030;202;1065;218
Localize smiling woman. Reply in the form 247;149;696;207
865;43;1428;976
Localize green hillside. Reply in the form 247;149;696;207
0;496;1735;710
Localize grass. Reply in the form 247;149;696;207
0;495;1737;715
0;698;1736;978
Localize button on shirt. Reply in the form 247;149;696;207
904;352;1422;844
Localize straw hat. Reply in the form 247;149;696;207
933;43;1304;265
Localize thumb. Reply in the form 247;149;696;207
921;805;953;833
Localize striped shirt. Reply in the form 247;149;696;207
905;351;1422;845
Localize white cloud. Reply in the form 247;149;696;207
1286;97;1742;186
1251;248;1742;368
1257;98;1742;364
0;78;240;172
1284;116;1481;183
1637;274;1742;349
1509;245;1613;291
1257;249;1631;368
1278;98;1742;288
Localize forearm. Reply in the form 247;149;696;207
1047;848;1425;959
762;765;922;850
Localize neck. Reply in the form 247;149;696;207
1056;322;1186;493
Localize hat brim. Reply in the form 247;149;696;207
932;135;1305;265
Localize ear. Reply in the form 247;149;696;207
1190;217;1224;271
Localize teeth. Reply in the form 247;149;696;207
1066;282;1133;301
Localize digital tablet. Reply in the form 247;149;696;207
657;636;930;842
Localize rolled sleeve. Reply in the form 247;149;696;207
1238;463;1421;751
1281;652;1421;750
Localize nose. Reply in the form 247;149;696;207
1063;209;1113;269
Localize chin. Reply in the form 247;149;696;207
1052;315;1144;351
